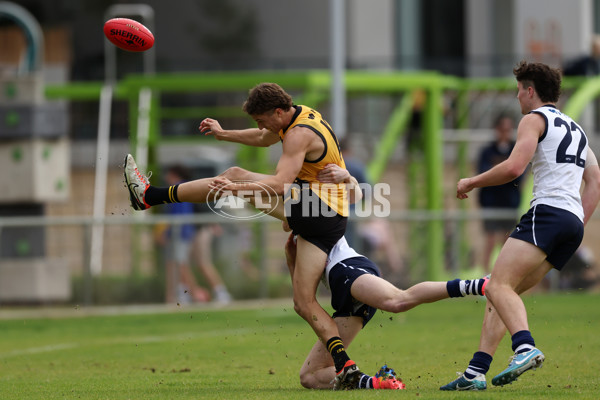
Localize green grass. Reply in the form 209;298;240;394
1;293;599;399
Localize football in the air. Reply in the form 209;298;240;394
103;18;154;52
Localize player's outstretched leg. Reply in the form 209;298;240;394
332;361;405;390
371;365;406;390
446;275;490;298
491;347;545;386
124;154;151;210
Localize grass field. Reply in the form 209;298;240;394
1;292;599;399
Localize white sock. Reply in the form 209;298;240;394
515;344;534;354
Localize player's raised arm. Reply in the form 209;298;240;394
210;127;309;196
199;118;280;147
457;113;541;199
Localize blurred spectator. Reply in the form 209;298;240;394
340;137;404;278
158;165;232;304
339;137;368;249
563;34;600;76
477;114;523;273
235;225;261;281
190;219;233;304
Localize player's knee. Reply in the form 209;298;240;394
299;370;317;389
292;298;303;315
384;301;404;314
292;298;317;322
382;298;409;313
483;279;500;302
293;300;308;319
378;289;411;313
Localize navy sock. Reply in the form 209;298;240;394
358;374;373;389
447;278;486;297
464;351;493;379
511;330;535;353
446;279;462;298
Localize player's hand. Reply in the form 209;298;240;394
282;220;292;232
208;177;233;191
456;178;473;199
317;163;350;184
199;118;225;139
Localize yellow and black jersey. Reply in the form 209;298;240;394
278;105;348;216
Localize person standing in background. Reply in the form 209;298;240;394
563;34;600;76
477;114;523;273
158;165;232;304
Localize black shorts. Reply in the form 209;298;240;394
284;186;347;254
328;256;380;327
509;204;584;270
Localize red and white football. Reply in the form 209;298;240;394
103;18;154;52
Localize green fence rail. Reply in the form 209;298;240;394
44;71;593;280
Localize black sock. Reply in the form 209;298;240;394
326;336;351;373
145;184;180;206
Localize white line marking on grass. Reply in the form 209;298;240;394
0;343;80;358
0;328;254;359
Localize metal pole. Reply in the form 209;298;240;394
92;4;156;275
0;2;44;74
90;84;113;276
83;223;93;305
135;87;152;173
423;86;444;281
330;0;346;136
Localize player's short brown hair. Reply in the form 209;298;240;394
242;83;293;115
513;60;561;103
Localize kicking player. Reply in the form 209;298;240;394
125;83;371;389
441;61;600;390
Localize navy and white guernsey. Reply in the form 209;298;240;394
529;105;588;222
321;236;364;290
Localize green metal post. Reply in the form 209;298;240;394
147;89;160;176
366;91;416;183
423;86;445;281
406;119;425;282
455;88;470;273
126;89;142;276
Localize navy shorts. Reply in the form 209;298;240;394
509;204;584;270
328;256;381;326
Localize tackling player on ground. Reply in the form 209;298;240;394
284;219;489;390
284;165;488;390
